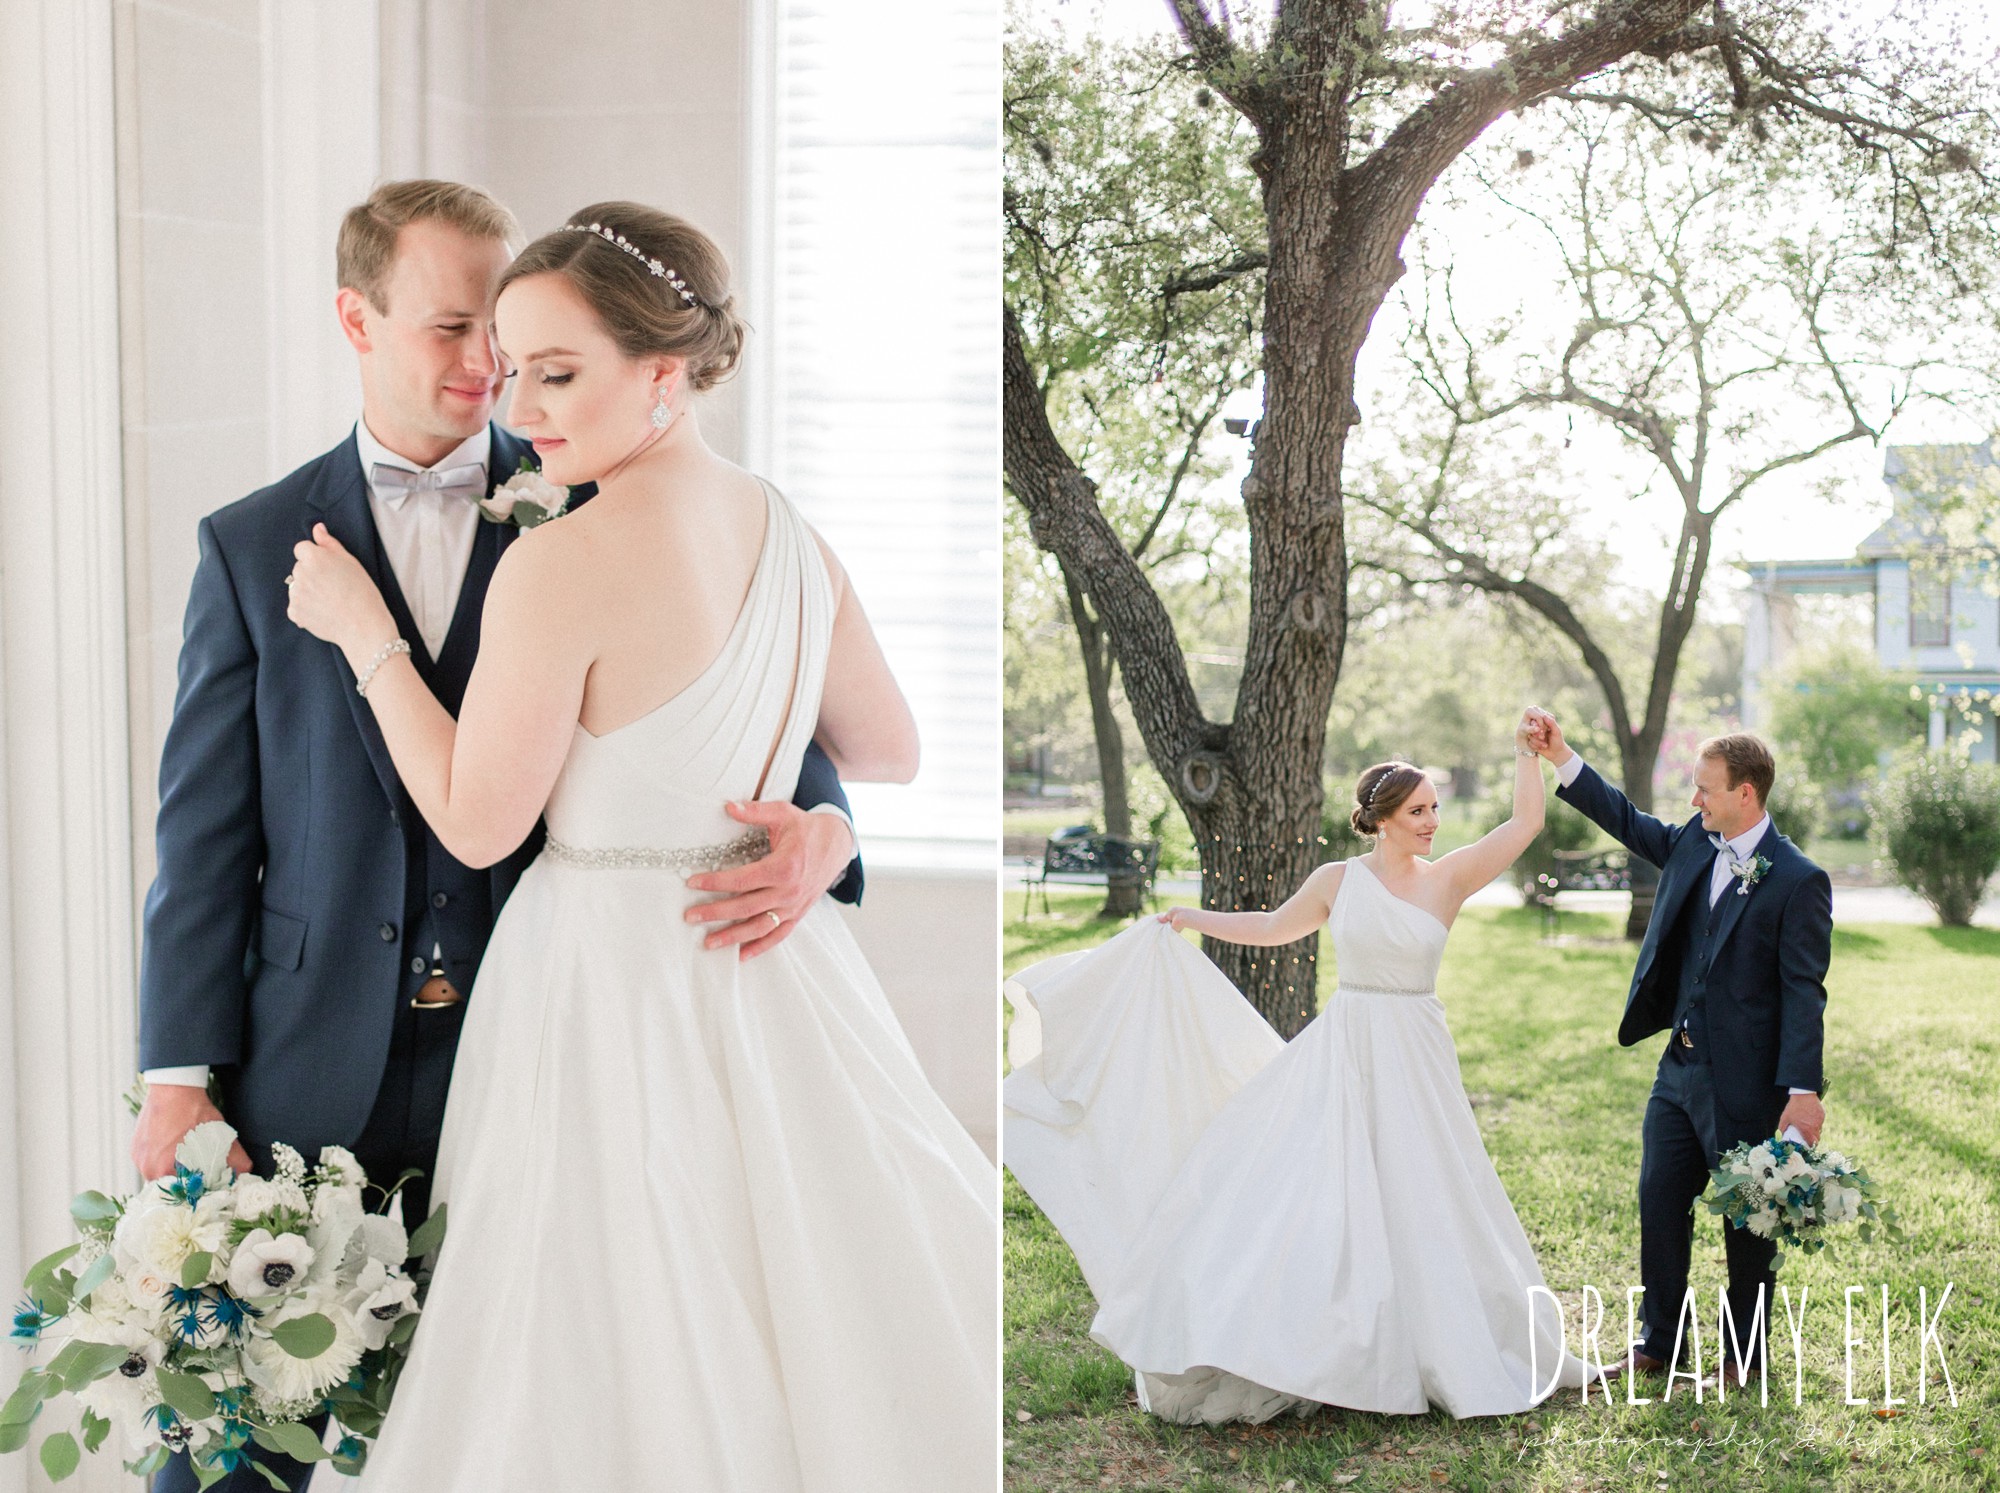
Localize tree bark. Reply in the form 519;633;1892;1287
1063;572;1143;916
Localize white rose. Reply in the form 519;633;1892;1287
227;1230;316;1300
1780;1153;1815;1185
1746;1208;1779;1238
115;1190;229;1281
498;469;569;518
314;1146;367;1190
174;1120;240;1189
229;1176;308;1222
359;1214;408;1269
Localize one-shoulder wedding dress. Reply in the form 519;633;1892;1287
1004;858;1591;1423
354;479;996;1491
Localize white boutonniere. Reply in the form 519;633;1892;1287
1730;851;1773;896
477;457;572;529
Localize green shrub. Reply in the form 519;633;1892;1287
1766;760;1825;852
1866;747;2000;926
1480;793;1605;906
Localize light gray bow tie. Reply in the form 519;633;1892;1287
370;461;487;507
1708;830;1752;868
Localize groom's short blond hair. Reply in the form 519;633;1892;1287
337;179;521;313
1698;733;1776;805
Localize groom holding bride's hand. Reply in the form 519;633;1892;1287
1523;709;1831;1388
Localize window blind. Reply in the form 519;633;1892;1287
758;0;1000;868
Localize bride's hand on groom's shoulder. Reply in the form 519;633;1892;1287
287;523;394;660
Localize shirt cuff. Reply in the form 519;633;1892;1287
1554;750;1585;788
805;802;857;859
142;1066;211;1089
1787;1087;1815;1095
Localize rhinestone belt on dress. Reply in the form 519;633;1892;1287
542;827;770;872
1338;982;1436;997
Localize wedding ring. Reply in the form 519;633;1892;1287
765;910;782;931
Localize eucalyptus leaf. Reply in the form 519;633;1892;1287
406;1203;447;1260
251;1420;331;1463
181;1251;214;1289
71;1251;117;1305
271;1313;337;1360
68;1192;120;1226
193;1457;228;1491
251;1462;293;1490
155;1366;218;1421
0;1420;32;1454
80;1408;110;1454
0;1369;62;1426
125;1445;170;1477
22;1244;80;1294
387;1312;419;1347
57;1341;135;1391
39;1430;80;1482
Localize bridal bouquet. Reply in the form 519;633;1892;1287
0;1122;443;1487
1703;1135;1902;1262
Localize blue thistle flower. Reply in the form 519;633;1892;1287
160;1164;206;1206
208;1289;259;1338
10;1296;55;1348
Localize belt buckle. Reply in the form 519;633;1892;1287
412;971;463;1010
1679;1028;1694;1049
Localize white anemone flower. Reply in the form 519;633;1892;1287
345;1263;420;1352
227;1230;317;1300
72;1328;167;1453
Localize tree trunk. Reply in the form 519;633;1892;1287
1064;572;1141;917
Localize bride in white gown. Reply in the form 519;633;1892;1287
1004;714;1597;1424
286;202;995;1490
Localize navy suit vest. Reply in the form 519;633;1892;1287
374;511;502;997
1669;869;1730;1055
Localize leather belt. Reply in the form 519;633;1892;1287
412;973;464;1010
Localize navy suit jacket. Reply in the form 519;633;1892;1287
138;425;862;1155
1556;759;1830;1145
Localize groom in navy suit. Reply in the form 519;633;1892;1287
134;181;863;1492
1527;713;1830;1387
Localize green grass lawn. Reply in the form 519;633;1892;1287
1003;891;1999;1492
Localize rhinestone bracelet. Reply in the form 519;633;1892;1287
356;638;412;697
542;827;771;873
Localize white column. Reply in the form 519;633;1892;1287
0;1;140;1488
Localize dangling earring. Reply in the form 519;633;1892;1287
651;386;673;430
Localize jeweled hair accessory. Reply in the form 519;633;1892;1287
560;221;701;309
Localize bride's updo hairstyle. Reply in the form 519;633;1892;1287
496;201;747;390
1350;761;1427;837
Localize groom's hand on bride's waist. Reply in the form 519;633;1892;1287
133;1083;254;1180
683;800;856;961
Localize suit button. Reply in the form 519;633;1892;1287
410;956;426;973
432;892;449;909
379;923;397;942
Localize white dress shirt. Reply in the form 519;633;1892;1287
354;419;490;660
1553;750;1810;1099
